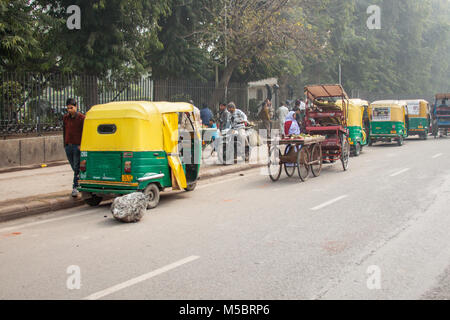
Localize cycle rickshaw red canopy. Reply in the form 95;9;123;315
304;84;351;171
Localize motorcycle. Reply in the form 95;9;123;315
217;123;256;165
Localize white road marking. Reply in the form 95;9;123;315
432;153;443;159
390;168;411;177
83;255;200;300
311;195;348;211
0;211;94;233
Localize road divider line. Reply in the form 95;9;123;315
311;195;348;211
432;153;443;159
390;168;411;177
83;256;200;300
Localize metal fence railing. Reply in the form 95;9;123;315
153;79;248;114
0;73;249;138
0;73;154;137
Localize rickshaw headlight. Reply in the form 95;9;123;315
124;161;132;173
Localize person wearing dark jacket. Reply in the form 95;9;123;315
218;102;231;130
63;98;85;197
200;104;214;126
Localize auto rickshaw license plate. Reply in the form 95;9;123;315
122;175;133;182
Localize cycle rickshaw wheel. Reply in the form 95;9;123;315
284;145;296;177
297;147;310;182
341;138;350;171
268;146;282;182
310;144;323;177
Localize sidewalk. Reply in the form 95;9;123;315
0;145;268;222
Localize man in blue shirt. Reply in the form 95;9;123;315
200;104;213;126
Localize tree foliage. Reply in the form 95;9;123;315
36;0;170;78
0;0;449;103
0;0;43;72
147;0;213;80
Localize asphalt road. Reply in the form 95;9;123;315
0;137;449;300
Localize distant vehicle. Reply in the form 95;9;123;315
368;100;409;146
337;98;370;156
432;93;450;138
404;99;430;140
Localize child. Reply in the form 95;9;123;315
208;119;219;153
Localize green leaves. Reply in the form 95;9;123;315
0;0;448;103
0;0;43;72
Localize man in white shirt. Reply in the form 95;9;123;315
276;101;289;131
227;102;248;130
299;99;306;111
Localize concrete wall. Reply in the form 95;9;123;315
0;140;21;168
0;123;282;169
0;135;66;169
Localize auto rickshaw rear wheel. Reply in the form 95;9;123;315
352;143;361;157
397;136;404;146
84;195;103;207
143;183;160;209
356;143;361;155
184;182;197;192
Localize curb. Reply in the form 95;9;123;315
199;163;264;180
0;163;265;223
0;192;85;223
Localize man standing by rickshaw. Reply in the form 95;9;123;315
227;102;250;161
218;102;231;130
277;101;290;132
63;98;85;197
259;99;272;136
227;102;248;131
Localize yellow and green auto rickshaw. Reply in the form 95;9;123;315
78;101;201;208
368;100;408;146
338;99;369;156
405;99;430;140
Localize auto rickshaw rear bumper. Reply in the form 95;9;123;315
79;187;138;195
370;134;403;142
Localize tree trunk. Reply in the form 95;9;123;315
82;75;99;111
209;59;240;108
278;74;290;106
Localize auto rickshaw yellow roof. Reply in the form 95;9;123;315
349;99;369;106
404;99;429;104
371;100;406;108
86;101;194;120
